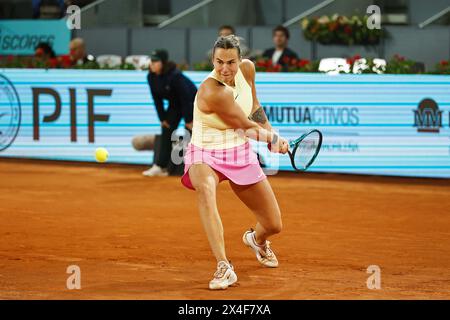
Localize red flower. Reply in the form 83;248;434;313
328;22;338;31
7;55;14;62
394;54;405;61
344;25;352;35
256;59;266;67
298;59;310;67
274;64;282;72
353;54;361;60
48;58;59;68
290;58;298;66
59;55;73;68
282;56;290;64
440;60;449;66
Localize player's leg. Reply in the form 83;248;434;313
189;163;237;289
229;178;282;267
188;163;228;263
230;178;282;243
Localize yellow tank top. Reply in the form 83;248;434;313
190;67;253;149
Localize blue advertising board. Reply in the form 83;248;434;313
0;20;70;55
0;68;449;178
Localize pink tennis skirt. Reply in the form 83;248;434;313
181;141;267;190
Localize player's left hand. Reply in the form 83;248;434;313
278;137;289;154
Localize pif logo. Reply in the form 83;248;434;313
32;87;111;143
0;74;21;152
413;98;442;133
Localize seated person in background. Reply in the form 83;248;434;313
207;25;251;59
69;38;96;66
143;49;197;177
262;25;298;70
34;42;56;64
32;0;42;18
218;25;234;37
34;0;66;18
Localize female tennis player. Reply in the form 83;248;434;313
181;35;289;290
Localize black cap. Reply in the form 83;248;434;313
150;49;169;63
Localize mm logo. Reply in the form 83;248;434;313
413;98;442;133
0;74;21;151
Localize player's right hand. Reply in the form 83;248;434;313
268;137;289;154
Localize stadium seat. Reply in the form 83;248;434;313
125;55;151;70
318;58;351;75
372;58;387;74
353;58;369;74
96;55;123;68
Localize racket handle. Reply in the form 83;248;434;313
267;142;282;152
268;141;291;153
267;142;274;152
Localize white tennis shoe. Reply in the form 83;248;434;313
142;164;168;177
243;229;279;268
209;261;238;290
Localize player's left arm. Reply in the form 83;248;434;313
240;59;273;131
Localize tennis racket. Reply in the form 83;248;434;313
268;129;323;172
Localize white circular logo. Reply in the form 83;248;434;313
0;74;21;151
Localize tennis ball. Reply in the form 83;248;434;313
95;147;109;163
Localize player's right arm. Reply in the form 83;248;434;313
197;79;287;153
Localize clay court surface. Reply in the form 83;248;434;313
0;159;449;300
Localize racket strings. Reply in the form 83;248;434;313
292;132;321;170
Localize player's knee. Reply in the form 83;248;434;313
195;179;216;201
266;213;282;234
269;220;282;235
